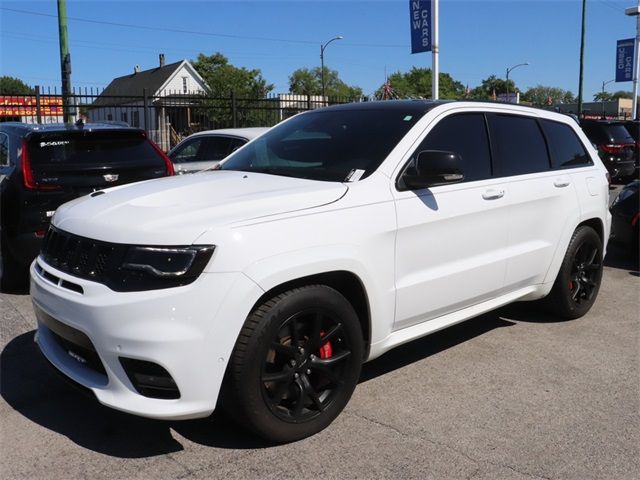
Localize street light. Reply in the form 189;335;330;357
601;79;615;118
625;5;640;119
505;62;529;103
320;35;343;102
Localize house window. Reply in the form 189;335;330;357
121;112;128;124
107;114;113;121
132;111;140;128
182;77;188;93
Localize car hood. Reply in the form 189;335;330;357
53;170;348;245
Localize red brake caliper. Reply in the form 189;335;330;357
319;331;333;359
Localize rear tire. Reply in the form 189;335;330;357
225;285;363;443
545;226;603;320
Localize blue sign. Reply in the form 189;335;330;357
616;38;635;82
410;0;431;54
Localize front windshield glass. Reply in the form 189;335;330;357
220;107;427;182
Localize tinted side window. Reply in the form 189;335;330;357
200;137;234;161
414;113;492;182
488;114;550;176
170;138;204;163
540;120;592;169
0;133;8;166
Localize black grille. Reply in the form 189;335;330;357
40;226;214;292
41;227;127;284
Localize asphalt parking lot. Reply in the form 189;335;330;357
1;241;638;479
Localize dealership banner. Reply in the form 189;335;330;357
410;0;431;54
616;38;635;82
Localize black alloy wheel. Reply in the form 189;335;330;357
546;226;603;319
225;285;363;443
567;240;601;306
261;309;351;423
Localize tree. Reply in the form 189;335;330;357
469;75;516;100
288;67;363;99
0;76;34;95
192;53;273;98
191;53;274;128
593;90;633;102
375;68;465;100
522;85;576;106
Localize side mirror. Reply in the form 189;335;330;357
401;150;464;190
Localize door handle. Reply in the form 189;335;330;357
482;189;505;200
554;179;570;188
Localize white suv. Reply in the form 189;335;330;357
31;101;610;442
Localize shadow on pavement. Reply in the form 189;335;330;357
0;331;271;456
604;242;639;275
359;313;515;383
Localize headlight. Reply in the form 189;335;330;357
123;246;206;277
117;245;215;291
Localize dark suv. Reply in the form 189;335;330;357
0;122;174;289
580;120;636;181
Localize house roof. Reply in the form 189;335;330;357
92;60;198;107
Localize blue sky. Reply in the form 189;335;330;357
0;0;636;100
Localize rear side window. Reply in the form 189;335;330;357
414;113;492;182
488;114;550;176
28;131;163;166
540;120;592;169
200;136;235;161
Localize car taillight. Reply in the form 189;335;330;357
21;139;60;191
600;144;633;154
148;139;174;176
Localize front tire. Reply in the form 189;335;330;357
226;285;363;443
545;226;603;319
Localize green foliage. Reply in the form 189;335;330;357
375;68;465;100
593;90;633;102
0;76;34;95
288;67;363;99
191;53;275;128
522;85;576;106
468;75;516;100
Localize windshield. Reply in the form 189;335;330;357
220;107;426;182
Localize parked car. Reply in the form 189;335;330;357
31;101;610;443
610;179;639;253
0;122;174;290
617;120;639;174
580;119;636;181
169;127;269;174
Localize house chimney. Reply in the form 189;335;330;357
134;65;140;73
159;53;165;67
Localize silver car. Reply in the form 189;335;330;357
169;127;269;174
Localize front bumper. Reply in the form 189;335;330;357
31;257;264;420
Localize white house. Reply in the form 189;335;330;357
88;55;209;150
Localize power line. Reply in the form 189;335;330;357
0;7;408;50
0;7;318;45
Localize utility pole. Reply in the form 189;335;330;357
57;0;73;123
577;0;586;118
626;4;640;120
601;79;614;118
320;36;343;104
432;0;439;100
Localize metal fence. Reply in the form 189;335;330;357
0;87;362;151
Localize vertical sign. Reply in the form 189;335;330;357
616;38;635;82
410;0;431;54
